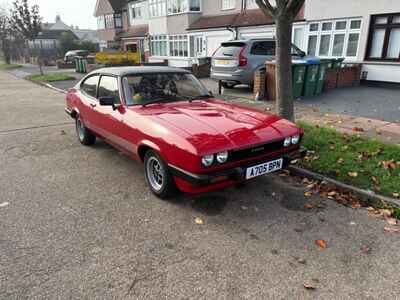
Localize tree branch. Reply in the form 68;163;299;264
286;0;305;19
255;0;276;18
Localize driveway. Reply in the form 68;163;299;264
1;71;399;299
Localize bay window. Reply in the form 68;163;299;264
97;16;105;29
151;35;168;56
149;0;166;17
366;13;400;61
222;0;235;10
307;18;362;58
167;0;201;14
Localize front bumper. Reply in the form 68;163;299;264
169;147;307;187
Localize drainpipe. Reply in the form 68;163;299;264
226;26;239;40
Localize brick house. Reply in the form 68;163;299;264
95;0;400;83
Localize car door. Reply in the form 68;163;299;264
78;74;101;133
95;75;129;150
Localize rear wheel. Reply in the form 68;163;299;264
75;116;96;146
144;150;177;199
222;82;236;89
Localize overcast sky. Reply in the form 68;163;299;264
3;0;98;29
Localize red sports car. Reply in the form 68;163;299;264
65;67;306;199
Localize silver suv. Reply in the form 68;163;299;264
211;39;308;88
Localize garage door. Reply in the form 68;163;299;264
239;31;274;40
206;35;232;57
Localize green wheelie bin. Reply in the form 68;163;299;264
315;61;329;95
303;62;320;97
292;62;307;99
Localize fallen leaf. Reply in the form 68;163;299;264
371;176;379;185
392;193;399;198
348;171;358;178
352;127;364;132
304;191;313;198
0;202;9;208
342;145;349;151
327;191;338;197
337;158;344;164
304;203;314;209
351;201;361;209
303;283;316;290
194;217;204;225
387;218;398;226
315;239;327;249
380;209;393;218
384;227;400;233
360;245;371;254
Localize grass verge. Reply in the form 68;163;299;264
299;122;400;199
27;73;75;82
0;63;22;70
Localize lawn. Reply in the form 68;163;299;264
27;73;75;82
299;122;400;199
0;63;22;70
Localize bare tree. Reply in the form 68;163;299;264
0;4;11;64
255;0;305;121
10;0;42;73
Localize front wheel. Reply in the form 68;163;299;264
75;116;96;146
144;150;177;199
221;82;236;89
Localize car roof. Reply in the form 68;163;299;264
91;66;192;77
222;38;275;44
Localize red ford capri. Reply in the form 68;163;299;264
65;67;306;199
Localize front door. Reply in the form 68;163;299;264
79;74;102;133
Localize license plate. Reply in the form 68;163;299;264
245;158;283;180
214;59;236;67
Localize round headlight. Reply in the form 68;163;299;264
216;151;229;163
284;137;291;147
201;155;214;167
291;135;300;145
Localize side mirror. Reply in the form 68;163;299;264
99;96;115;107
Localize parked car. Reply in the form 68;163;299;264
64;50;89;63
211;39;311;88
65;66;306;199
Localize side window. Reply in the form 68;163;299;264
98;76;121;104
250;41;276;56
81;75;100;98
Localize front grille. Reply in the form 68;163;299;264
229;139;284;162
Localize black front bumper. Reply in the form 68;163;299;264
169;147;307;187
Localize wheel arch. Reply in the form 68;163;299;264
137;140;162;162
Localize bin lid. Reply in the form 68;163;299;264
304;57;320;64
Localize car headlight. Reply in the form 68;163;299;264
284;137;292;147
291;135;300;145
216;151;229;163
201;155;214;167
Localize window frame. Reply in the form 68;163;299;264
221;0;235;11
80;74;101;100
365;13;400;62
98;75;122;105
306;18;362;59
167;0;202;15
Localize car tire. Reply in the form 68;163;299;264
222;82;236;89
144;150;177;199
75;116;96;146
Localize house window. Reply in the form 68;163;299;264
114;13;122;28
105;14;114;29
167;0;200;14
169;35;188;57
307;18;362;58
222;0;235;10
366;13;400;61
149;0;166;17
151;35;168;56
97;16;105;29
131;3;143;19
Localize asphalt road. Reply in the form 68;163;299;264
1;71;400;299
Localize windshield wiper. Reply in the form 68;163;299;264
142;98;168;107
178;94;213;102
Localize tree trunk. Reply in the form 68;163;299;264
275;16;294;121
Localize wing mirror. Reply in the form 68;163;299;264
99;96;115;107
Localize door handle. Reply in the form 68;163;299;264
90;103;97;108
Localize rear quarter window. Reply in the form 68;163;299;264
214;42;246;57
250;41;276;56
81;75;100;98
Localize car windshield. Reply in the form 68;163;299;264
123;73;211;106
